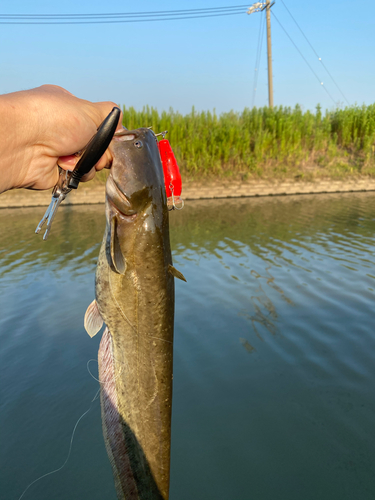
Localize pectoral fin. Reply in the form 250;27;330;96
110;216;126;275
168;264;187;282
84;299;104;337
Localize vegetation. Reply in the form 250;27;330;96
98;104;375;183
125;104;375;178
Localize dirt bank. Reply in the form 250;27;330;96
1;178;375;208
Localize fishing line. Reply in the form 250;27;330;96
19;332;139;498
87;358;101;382
17;381;100;500
87;357;124;384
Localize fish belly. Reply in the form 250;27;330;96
98;321;172;500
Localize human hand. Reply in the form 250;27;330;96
0;85;123;193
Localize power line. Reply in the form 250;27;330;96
271;10;337;105
0;5;249;18
279;0;349;105
0;5;249;24
0;12;246;25
0;13;248;25
1;2;349;108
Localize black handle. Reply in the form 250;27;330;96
68;107;121;189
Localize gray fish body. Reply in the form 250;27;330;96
94;129;174;499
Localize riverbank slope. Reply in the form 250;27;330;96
1;178;375;208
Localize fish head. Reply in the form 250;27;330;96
104;128;170;274
107;127;166;215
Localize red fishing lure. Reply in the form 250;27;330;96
157;138;183;210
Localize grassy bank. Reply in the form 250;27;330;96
98;104;375;183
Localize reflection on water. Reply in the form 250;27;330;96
239;337;256;353
1;193;375;499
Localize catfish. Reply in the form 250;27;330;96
84;128;185;499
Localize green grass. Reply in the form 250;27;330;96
97;104;375;182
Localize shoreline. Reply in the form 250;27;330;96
1;178;375;208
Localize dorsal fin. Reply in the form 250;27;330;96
168;264;187;282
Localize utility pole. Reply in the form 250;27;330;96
247;1;275;108
265;0;274;107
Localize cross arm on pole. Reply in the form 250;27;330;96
247;2;275;15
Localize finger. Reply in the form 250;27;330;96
80;166;96;183
55;160;97;183
58;145;112;178
70;150;112;182
94;150;112;171
80;154;111;183
58;155;77;171
92;101;123;131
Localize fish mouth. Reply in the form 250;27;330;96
106;174;137;219
113;129;136;142
113;128;154;144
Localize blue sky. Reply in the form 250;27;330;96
1;1;374;114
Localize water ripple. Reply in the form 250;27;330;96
1;194;375;500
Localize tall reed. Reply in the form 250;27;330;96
121;104;375;178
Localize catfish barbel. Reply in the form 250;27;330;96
84;128;185;499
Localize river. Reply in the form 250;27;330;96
1;193;374;499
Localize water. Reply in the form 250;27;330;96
1;193;375;500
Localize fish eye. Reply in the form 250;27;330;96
134;140;143;149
